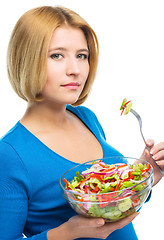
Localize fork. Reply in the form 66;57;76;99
130;108;150;150
130;108;164;176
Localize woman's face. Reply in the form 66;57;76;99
42;26;90;106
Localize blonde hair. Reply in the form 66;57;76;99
7;6;99;105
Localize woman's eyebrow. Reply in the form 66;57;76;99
48;47;89;53
77;49;89;53
48;47;67;52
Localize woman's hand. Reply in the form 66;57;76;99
150;141;164;172
47;213;139;240
66;213;139;239
140;139;163;186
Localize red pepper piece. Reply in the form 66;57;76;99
118;164;128;169
121;108;125;116
120;100;131;115
124;100;131;107
64;178;71;190
84;184;91;194
146;164;151;172
110;187;115;191
122;175;134;182
92;185;100;193
99;163;106;168
115;180;122;191
111;178;116;182
89;174;104;183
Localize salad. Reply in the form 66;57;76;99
120;98;132;115
63;160;152;221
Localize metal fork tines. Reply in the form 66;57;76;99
130;108;150;150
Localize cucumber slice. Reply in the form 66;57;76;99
118;198;132;212
124;102;132;115
102;207;122;220
120;98;127;110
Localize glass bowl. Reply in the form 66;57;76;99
60;157;154;222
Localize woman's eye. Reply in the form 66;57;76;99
50;54;62;60
77;54;88;60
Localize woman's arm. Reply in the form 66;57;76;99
47;213;139;240
0;141;48;240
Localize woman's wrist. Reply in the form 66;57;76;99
47;221;73;240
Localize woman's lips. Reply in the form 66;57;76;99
61;82;80;90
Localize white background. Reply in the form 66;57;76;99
0;1;164;239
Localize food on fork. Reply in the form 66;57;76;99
120;98;133;115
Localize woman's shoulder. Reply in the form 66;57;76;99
0;121;31;158
0;121;21;144
0;122;22;158
67;104;97;120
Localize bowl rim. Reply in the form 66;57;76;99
59;156;154;196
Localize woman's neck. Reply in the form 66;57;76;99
20;101;71;130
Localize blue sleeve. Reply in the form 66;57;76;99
0;141;48;240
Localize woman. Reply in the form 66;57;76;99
0;6;163;240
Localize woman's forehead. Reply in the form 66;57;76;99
49;26;88;51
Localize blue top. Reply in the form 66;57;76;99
0;105;138;240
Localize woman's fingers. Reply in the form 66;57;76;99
152;150;164;161
93;212;139;239
104;212;139;232
140;148;163;186
155;159;164;171
68;215;105;228
147;141;164;173
150;142;164;157
146;139;155;149
68;212;139;239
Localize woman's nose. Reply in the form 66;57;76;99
66;57;80;76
